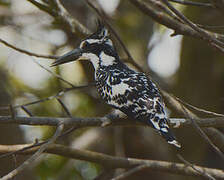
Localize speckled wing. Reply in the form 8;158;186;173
113;72;180;148
96;69;180;148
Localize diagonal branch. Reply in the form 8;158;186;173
130;0;224;53
160;0;224;49
33;59;75;88
177;154;215;180
0;123;64;180
169;0;214;7
0;38;58;59
112;164;148;180
53;0;91;36
0;84;93;112
85;0;143;72
179;102;224;161
27;0;90;37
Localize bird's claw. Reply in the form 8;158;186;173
101;117;112;127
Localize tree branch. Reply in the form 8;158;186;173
0;38;58;59
0;144;223;179
53;0;91;36
169;0;214;7
85;0;143;72
0;123;64;180
0;115;224;129
129;0;224;53
161;0;224;49
27;0;90;37
177;154;216;180
111;165;149;180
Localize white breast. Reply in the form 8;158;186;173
100;52;116;66
82;53;99;70
111;82;129;96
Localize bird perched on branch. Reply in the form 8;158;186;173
52;24;181;148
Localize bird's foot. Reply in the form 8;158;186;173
101;112;120;127
101;116;112;127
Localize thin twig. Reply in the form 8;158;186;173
130;0;224;49
162;91;224;156
113;127;126;177
0;84;93;111
169;0;214;7
177;154;216;180
27;0;57;16
204;128;224;152
174;96;224;117
0;38;58;59
0;123;64;180
197;24;224;29
56;98;72;117
33;59;75;88
9;105;15;119
56;97;80;137
21;106;33;117
0;141;45;159
28;0;90;37
180;104;224;161
161;0;224;52
85;0;143;72
112;165;147;180
0;123;80;160
54;0;90;36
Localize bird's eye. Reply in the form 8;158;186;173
80;41;88;49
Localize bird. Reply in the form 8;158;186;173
51;24;181;148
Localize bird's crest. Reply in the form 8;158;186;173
86;21;109;43
97;20;108;37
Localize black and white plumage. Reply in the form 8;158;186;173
52;25;181;148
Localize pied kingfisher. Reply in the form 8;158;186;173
52;24;181;148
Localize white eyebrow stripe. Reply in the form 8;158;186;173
86;39;101;44
80;41;86;48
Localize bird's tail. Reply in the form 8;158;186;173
160;128;181;148
149;115;181;148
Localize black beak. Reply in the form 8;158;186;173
51;48;82;67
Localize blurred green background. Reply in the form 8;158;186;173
0;0;223;179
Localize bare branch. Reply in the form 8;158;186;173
197;24;224;29
160;0;224;51
53;0;91;36
0;38;58;59
85;0;144;72
27;0;90;37
129;0;224;52
33;59;75;88
204;128;224;152
9;105;15;119
169;0;214;7
0;115;224;129
112;165;148;180
174;96;224;117
0;123;64;180
27;0;57;16
56;98;72;117
161;91;224;155
210;0;224;13
0;144;223;179
0;84;93;112
21;106;33;117
177;154;215;180
179;103;224;161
